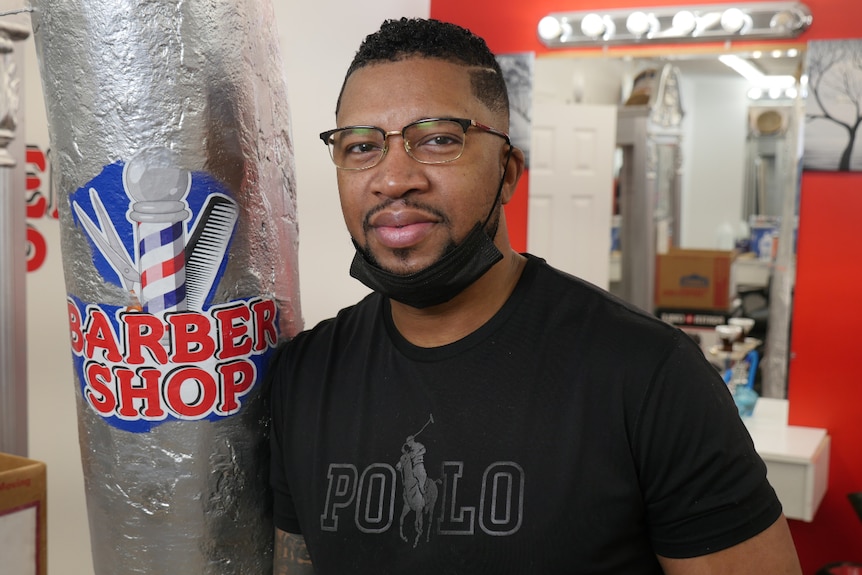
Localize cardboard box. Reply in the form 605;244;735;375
0;453;47;575
655;249;736;311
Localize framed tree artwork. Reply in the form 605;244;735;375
804;39;862;172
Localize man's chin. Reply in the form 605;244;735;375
358;236;457;277
374;255;432;277
363;246;433;277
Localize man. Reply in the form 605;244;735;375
269;17;802;574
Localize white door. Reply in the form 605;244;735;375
528;103;616;289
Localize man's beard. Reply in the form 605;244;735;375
363;204;500;273
349;202;503;309
349;145;513;309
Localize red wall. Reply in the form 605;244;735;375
431;0;862;571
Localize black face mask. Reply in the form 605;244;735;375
349;221;503;309
349;147;513;309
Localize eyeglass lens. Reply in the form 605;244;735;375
329;119;467;169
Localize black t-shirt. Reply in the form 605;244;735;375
269;255;781;574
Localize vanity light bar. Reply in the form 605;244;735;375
537;2;812;47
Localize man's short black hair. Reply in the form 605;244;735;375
335;18;509;122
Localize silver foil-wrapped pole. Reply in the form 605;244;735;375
31;1;301;573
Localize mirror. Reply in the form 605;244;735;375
530;45;806;399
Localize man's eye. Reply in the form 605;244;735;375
430;135;460;146
343;141;381;155
416;134;462;148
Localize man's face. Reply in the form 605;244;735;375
334;57;511;276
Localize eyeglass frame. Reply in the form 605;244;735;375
318;117;511;171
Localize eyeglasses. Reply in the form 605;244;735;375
319;117;510;171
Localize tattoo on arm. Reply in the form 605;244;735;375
273;529;314;575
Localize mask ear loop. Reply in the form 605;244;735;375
481;144;516;238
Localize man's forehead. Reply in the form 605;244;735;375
346;56;476;81
339;59;478;111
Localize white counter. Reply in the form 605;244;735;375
743;398;830;522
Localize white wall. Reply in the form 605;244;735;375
23;2;429;574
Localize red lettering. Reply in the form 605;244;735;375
164;367;217;418
123;313;168;365
251;298;278;352
84;308;123;362
214;304;252;359
70;299;278;424
26;225;47;272
84;362;117;415
25;146;57;220
26;193;47;218
116;367;165;419
217;360;256;414
168;312;216;363
26;147;50;222
26;146;46;172
68;300;84;354
26;173;41;192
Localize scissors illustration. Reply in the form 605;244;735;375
73;187;141;291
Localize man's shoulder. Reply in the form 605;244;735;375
288;292;382;352
523;253;616;301
524;254;666;322
521;254;683;351
269;293;384;395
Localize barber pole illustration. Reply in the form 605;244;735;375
125;149;192;314
31;1;301;573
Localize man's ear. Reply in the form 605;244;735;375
500;146;526;205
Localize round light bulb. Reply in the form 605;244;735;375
626;11;650;36
538;16;562;40
768;86;783;99
770;10;797;31
785;87;798;99
720;8;747;33
748;87;764;100
580;13;606;38
672;10;697;35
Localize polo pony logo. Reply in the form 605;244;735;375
396;414;441;548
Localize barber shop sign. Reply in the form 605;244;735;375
66;149;279;433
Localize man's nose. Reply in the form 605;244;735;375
372;135;428;198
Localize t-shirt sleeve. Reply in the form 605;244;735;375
633;332;782;558
268;344;303;534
